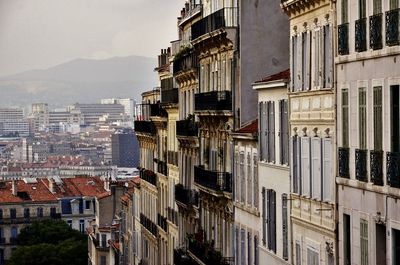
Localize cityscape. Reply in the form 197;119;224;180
0;0;400;265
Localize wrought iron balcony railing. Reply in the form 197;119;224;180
150;103;168;117
134;121;156;135
188;235;233;265
195;91;232;112
194;165;232;192
338;23;350;55
175;184;199;207
157;213;168;232
338;147;350;178
167;207;178;225
355;18;367;52
173;51;198;74
140;213;158;238
140;169;157;186
387;152;400;188
370;150;383;185
167;150;178;166
176;120;199;137
355;149;368;182
386;8;400;46
157;160;168;176
370;13;383;49
161;88;179;104
191;7;238;40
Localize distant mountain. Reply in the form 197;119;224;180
0;55;158;108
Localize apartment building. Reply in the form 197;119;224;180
0;108;30;137
281;0;336;263
31;103;49;132
72;103;125;125
253;70;291;265
336;0;400;263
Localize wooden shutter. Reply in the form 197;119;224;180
305;31;312;90
253;154;259;208
271;190;276;253
240;152;245;203
373;86;383;150
259;102;264;159
282;194;289;260
290;136;297;193
282;100;289;164
247;153;252;205
301;137;311;196
269;101;276;163
297;34;303;92
266;189;272;249
360;219;369;265
279;100;284;164
291;36;296;91
313;28;320;88
261;102;268;161
311;137;322;200
262;188;266;246
265;102;271;162
235;151;240;201
235;227;240;265
322;138;333;201
324;25;333;88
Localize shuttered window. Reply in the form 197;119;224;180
322;138;333;201
262;188;266;246
240;152;245;203
296;242;302;265
260;102;268;160
360;219;369;265
342;0;348;22
323;25;333;88
302;32;311;91
235;151;240;202
247;153;252;205
253;154;259;208
267;189;276;253
342;89;349;147
291;136;301;194
359;88;367;149
297;33;303;92
373;86;382;150
268;102;276;162
254;236;259;265
248;232;252;265
313;28;322;88
280;100;289;165
291;36;298;92
307;248;319;265
311;138;322;199
301;137;311;196
241;229;246;265
235;227;240;265
282;194;289;260
373;0;382;14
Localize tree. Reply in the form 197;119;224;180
8;220;87;265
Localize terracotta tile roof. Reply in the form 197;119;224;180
97;191;111;200
40;176;107;198
255;69;290;83
235;119;258;134
0;180;58;203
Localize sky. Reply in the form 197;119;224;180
0;0;185;77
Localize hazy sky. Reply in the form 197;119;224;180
0;0;185;77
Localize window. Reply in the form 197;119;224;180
376;224;386;265
79;220;85;233
282;194;289;260
291;35;298;91
322;138;333;201
296;242;302;265
266;189;276;252
302;31;311;91
24;208;30;218
307;248;319;265
311;138;322;199
373;0;382;14
359;88;367;149
262;188;266;246
101;234;107;247
373;86;383;150
360;219;368;265
359;0;366;18
100;256;106;265
393;228;400;265
240;152;245;203
36;207;43;218
292;136;300;193
342;89;349;147
248;232;252;265
323;25;332;88
10;209;16;219
50;207;56;217
342;0;348;23
240;229;245;265
280;100;289;165
247;153;252;205
343;214;351;265
301;137;311;196
253;154;258;208
391;85;400;152
0;209;3;219
85;200;91;210
254;236;259;265
260;102;275;162
11;226;17;239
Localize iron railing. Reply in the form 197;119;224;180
150;103;168;117
176;120;199;137
188;236;233;265
370;13;383;50
140;213;158;238
387;152;400;188
195;91;232;112
161;88;179;104
386;8;400;46
370;150;383;185
338;147;350;178
194;165;232;192
338;23;350;55
191;7;238;40
167;207;178;225
175;184;199;207
173;52;199;74
140;169;157;186
179;4;202;26
167;151;179;166
134;121;156;135
157;213;168;232
157;160;168;176
355;149;368;182
355;18;367;52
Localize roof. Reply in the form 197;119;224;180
0;180;58;204
255;69;290;83
235;119;258;134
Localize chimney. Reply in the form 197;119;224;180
49;178;56;193
11;180;17;196
104;177;110;192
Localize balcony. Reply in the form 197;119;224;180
140;213;158;238
173;51;198;75
140;169;157;186
194;165;232;193
355;18;367;52
191;7;238;40
157;160;168;176
370;150;383;185
355;149;368;182
134;121;156;135
387;152;400;188
176;120;198;137
338;23;349;55
9;237;18;245
195;91;232;112
179;4;202;26
167;207;178;225
157;213;168;232
370;13;383;50
150;103;168;118
168;150;178;166
187;234;233;265
338;147;350;178
161;88;179;105
386;8;400;46
175;184;199;207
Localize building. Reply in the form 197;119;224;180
72;103;125;125
336;0;400;263
31;103;49;132
232;120;260;265
0;108;30;137
253;70;291;265
111;129;139;168
101;98;135;124
281;0;337;262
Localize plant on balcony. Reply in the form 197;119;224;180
173;45;192;62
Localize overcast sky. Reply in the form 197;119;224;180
0;0;185;77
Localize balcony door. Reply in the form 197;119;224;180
391;85;400;152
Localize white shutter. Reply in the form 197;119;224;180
311;138;322;200
261;103;268;161
296;34;302;92
291;36;295;91
313;28;321;88
301;137;311;196
324;24;333;88
305;31;311;91
322;138;333;201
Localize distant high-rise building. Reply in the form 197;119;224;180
111;128;139;167
0;108;30;136
101;98;135;123
31;103;49;132
72;103;124;125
